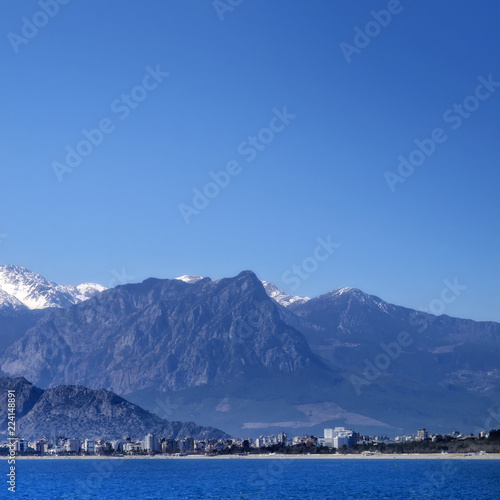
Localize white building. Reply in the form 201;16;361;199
278;433;288;446
255;436;269;447
123;442;138;454
334;435;350;449
110;440;123;452
65;439;80;453
16;439;28;453
83;439;95;453
144;434;159;452
417;429;429;441
321;427;357;449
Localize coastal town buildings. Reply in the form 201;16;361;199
2;427;494;457
417;429;429;441
319;427;358;448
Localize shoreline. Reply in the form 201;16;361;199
5;453;500;460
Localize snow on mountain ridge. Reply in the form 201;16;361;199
173;275;310;307
174;275;205;284
1;265;375;312
261;281;310;307
0;288;27;312
325;286;392;314
0;265;106;310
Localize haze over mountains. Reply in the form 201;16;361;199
1;265;499;438
0;376;227;441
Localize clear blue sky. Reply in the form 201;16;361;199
1;0;499;322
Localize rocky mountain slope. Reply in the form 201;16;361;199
0;376;228;441
0;271;326;394
1;268;498;438
0;308;47;358
0;271;343;437
288;286;500;380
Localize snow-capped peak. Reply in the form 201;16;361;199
327;287;371;302
0;265;106;310
71;283;107;302
331;287;359;296
261;281;310;307
172;275;310;307
0;288;27;312
327;286;392;313
174;275;205;284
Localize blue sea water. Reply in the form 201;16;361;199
3;458;500;499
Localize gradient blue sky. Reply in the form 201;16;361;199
1;0;499;321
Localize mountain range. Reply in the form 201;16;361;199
0;265;105;310
0;376;228;441
1;265;499;438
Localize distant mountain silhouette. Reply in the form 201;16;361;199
0;376;228;441
1;270;499;437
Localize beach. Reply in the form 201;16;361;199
7;453;500;460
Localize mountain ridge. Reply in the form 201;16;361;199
0;270;327;393
0;376;228;441
1;265;499;437
0;265;106;310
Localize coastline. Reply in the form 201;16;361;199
6;453;500;460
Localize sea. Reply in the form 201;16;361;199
3;458;500;499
